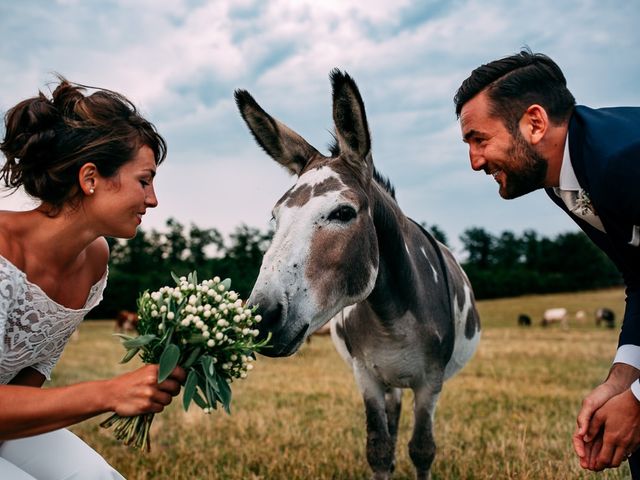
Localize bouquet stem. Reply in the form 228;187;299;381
100;413;155;452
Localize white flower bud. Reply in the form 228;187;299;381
188;295;197;305
207;339;215;347
240;372;247;379
252;329;259;337
203;310;211;318
181;319;190;326
230;354;238;361
160;305;167;313
242;328;250;336
203;331;210;338
255;315;262;323
195;320;204;329
218;285;225;292
215;332;223;340
246;363;254;370
167;312;175;320
233;315;240;323
213;276;220;283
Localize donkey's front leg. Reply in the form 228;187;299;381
354;361;395;480
409;383;442;480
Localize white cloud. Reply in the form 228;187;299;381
2;0;640;257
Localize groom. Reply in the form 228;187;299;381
454;47;640;476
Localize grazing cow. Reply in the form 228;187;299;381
541;307;568;329
595;307;616;329
115;310;138;332
517;314;532;326
236;70;480;479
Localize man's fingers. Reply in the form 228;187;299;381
573;426;586;458
594;439;615;471
588;436;603;471
584;412;604;443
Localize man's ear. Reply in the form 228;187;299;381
520;104;549;145
78;163;98;195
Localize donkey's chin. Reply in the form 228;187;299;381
261;324;310;357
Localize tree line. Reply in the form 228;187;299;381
90;219;622;318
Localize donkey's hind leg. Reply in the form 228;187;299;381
409;383;442;480
384;387;403;473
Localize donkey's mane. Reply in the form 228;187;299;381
328;136;396;200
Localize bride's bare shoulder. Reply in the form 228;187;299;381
0;211;26;266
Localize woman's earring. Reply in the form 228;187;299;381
89;188;95;194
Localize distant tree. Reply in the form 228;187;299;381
460;227;495;269
493;231;523;268
186;224;223;269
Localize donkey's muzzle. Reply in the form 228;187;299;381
250;299;308;357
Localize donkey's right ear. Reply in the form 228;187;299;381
235;90;319;176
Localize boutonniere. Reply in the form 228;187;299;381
576;189;596;216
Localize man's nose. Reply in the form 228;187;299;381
469;148;486;171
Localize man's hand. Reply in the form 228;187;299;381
581;389;640;471
573;363;640;469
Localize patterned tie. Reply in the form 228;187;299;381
556;189;606;233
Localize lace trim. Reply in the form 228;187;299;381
0;255;108;384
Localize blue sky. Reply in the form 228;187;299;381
2;0;639;256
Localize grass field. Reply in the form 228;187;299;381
51;287;631;479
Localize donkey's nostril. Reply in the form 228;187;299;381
253;300;283;339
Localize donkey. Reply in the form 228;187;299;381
235;70;481;479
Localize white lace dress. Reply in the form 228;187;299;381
0;255;108;385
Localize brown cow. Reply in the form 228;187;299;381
115;310;138;332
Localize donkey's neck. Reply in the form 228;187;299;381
366;184;417;322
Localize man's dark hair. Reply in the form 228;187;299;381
454;47;576;133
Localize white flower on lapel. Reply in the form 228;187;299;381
575;189;595;216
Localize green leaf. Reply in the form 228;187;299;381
119;347;140;364
192;389;208;409
182;347;202;368
158;343;180;382
182;370;198;411
112;333;135;341
171;271;181;285
188;271;198;285
216;376;232;414
221;278;232;291
122;334;157;349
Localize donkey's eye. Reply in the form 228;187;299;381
328;205;357;223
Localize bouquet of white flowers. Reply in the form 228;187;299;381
100;272;268;451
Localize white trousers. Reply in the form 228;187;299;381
0;429;124;479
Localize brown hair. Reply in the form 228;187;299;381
454;47;575;134
1;76;167;213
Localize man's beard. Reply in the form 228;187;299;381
500;130;548;199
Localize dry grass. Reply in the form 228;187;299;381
50;288;630;479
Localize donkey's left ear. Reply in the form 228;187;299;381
235;89;319;176
331;69;372;177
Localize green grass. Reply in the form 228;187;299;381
50;287;630;479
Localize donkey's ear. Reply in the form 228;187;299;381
330;69;372;171
235;89;319;176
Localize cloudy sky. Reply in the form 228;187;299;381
1;0;639;256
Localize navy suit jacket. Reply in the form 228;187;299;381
546;105;640;347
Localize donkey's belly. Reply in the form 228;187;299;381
363;347;428;388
